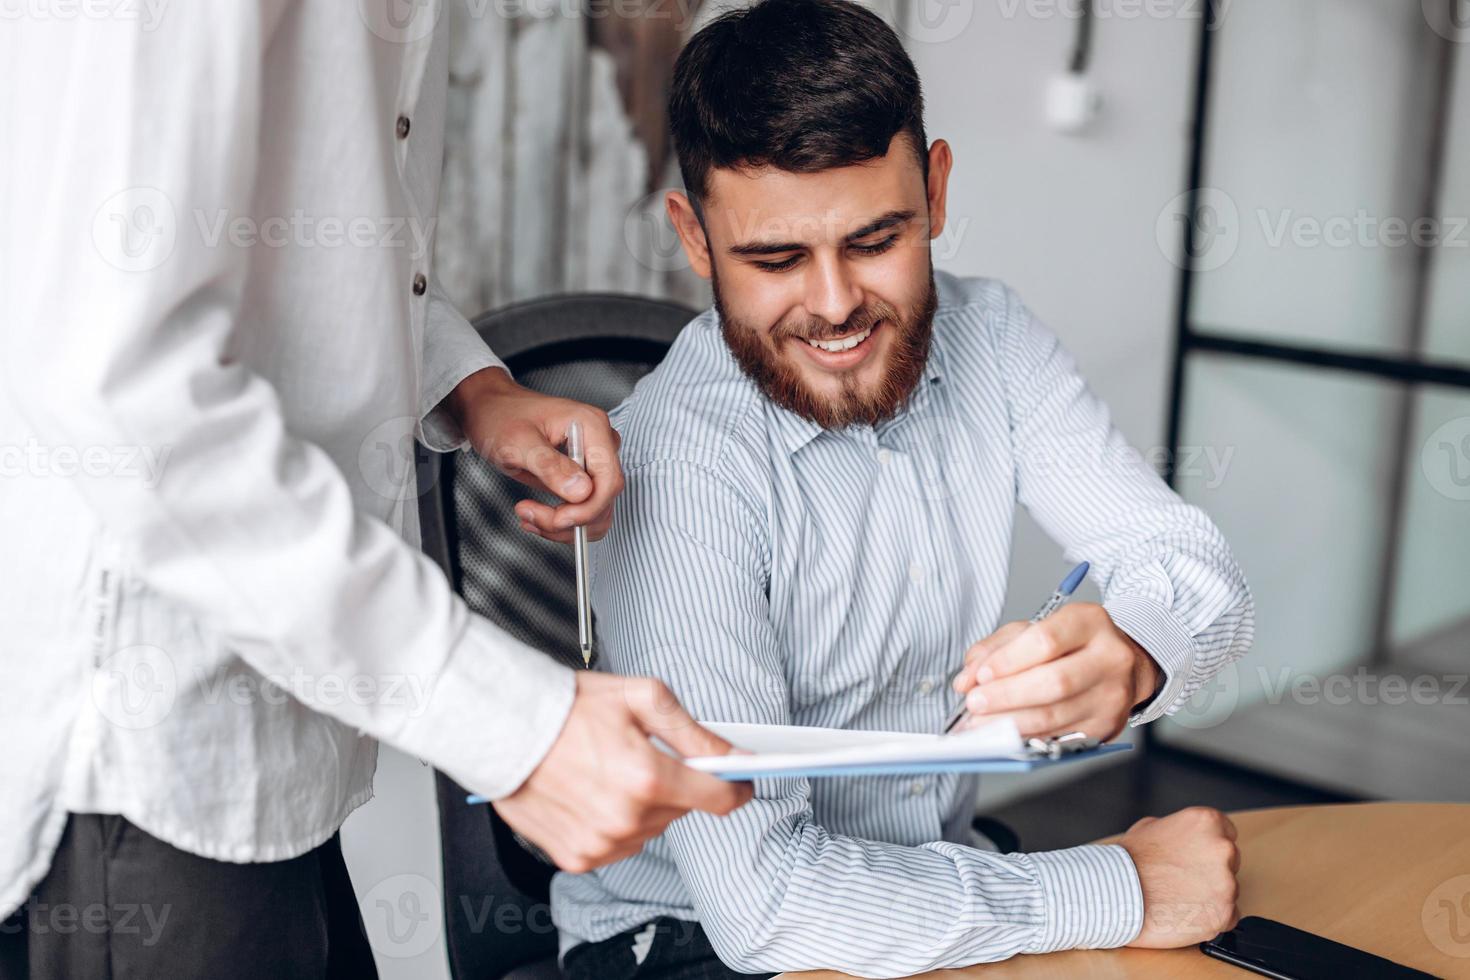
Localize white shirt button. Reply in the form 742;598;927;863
908;562;925;583
916;678;935;696
876;448;893;465
908;780;928;797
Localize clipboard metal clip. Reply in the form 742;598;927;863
1024;731;1100;760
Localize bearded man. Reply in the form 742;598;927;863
549;1;1255;977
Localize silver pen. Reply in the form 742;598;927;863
567;422;593;668
942;561;1090;734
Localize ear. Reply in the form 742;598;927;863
925;139;954;241
665;191;712;279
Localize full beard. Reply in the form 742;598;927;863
714;266;939;430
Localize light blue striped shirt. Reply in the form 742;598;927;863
551;273;1253;977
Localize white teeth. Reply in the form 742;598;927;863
806;326;873;353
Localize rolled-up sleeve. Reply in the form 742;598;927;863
996;287;1254;724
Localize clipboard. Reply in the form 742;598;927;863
464;726;1130;804
685;722;1133;781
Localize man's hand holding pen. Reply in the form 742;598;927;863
951;603;1164;742
449;365;624;543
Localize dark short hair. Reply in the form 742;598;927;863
669;0;929;209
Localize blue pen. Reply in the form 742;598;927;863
941;561;1090;734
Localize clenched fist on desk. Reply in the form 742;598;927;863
1120;806;1242;948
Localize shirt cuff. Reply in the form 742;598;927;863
393;613;576;799
1025;844;1144;953
1105;596;1197;726
418;352;508;453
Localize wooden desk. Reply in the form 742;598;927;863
781;803;1470;980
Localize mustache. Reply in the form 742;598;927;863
771;301;896;343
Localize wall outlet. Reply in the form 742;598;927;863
1046;72;1102;134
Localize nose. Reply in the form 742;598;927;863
802;252;863;329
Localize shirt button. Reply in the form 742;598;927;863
916;678;935;696
396;114;411;139
908;562;925;583
908;780;928;797
876;448;893;465
412;273;427;296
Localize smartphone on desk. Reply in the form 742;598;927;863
1200;916;1439;979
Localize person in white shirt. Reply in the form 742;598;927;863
0;3;749;977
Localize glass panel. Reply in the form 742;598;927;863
1387;387;1470;658
1158;360;1470;799
1422;53;1470;365
1189;0;1445;357
1166;357;1402;718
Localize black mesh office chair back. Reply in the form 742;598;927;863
419;293;697;980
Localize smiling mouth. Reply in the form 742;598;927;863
803;325;874;353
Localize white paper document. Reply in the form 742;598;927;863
685;717;1026;778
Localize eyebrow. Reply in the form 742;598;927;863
727;208;917;257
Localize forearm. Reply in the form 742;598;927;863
671;806;1143;977
443;363;514;437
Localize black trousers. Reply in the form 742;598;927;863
562;917;774;980
0;814;377;980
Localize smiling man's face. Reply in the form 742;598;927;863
667;134;953;429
